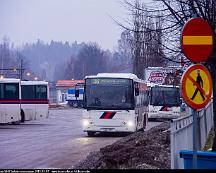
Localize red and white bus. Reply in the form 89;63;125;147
0;79;49;124
147;83;181;120
82;73;148;136
20;81;49;122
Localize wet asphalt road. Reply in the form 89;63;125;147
0;108;161;169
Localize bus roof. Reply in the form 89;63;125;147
85;73;144;82
21;81;48;85
0;78;20;83
147;83;179;88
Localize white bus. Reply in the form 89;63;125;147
20;81;49;122
147;84;181;120
0;78;21;124
82;73;148;136
66;83;84;107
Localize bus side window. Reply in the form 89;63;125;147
36;85;47;100
22;85;35;100
5;83;19;100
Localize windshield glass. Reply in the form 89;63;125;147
85;78;133;109
151;87;181;106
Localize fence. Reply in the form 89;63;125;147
170;101;214;169
49;86;57;104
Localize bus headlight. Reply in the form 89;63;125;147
127;121;133;127
82;119;90;127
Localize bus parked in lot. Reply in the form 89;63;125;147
0;78;49;124
20;81;49;122
82;73;148;136
0;78;21;124
66;83;84;107
147;84;182;120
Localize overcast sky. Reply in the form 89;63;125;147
0;0;129;50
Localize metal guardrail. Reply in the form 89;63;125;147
171;101;214;169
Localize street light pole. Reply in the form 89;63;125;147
20;59;23;80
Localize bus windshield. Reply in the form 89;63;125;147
150;87;181;106
85;78;133;109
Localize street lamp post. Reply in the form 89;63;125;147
20;59;23;80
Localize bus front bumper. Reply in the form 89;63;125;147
82;120;136;133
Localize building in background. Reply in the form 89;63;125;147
55;80;84;104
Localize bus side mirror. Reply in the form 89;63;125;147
179;98;182;104
75;90;79;98
135;88;139;96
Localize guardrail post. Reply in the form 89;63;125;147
192;109;198;169
204;108;208;144
171;120;175;169
197;111;201;150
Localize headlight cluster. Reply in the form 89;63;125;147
127;121;134;127
122;121;134;127
82;119;90;126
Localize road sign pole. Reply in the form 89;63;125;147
180;18;214;169
192;109;198;169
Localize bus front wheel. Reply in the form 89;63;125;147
12;120;21;125
87;132;95;137
21;110;25;123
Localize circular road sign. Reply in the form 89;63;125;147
181;18;214;63
181;64;212;110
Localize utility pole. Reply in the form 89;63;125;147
20;59;23;80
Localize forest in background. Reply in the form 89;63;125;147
2;0;189;82
0;29;168;82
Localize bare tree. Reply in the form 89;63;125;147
0;38;29;79
126;0;216;151
150;0;216;152
64;55;76;80
74;43;108;79
116;0;167;79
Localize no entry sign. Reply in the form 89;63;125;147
181;18;214;62
181;64;212;110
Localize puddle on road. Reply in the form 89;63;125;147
64;135;123;149
67;137;94;146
